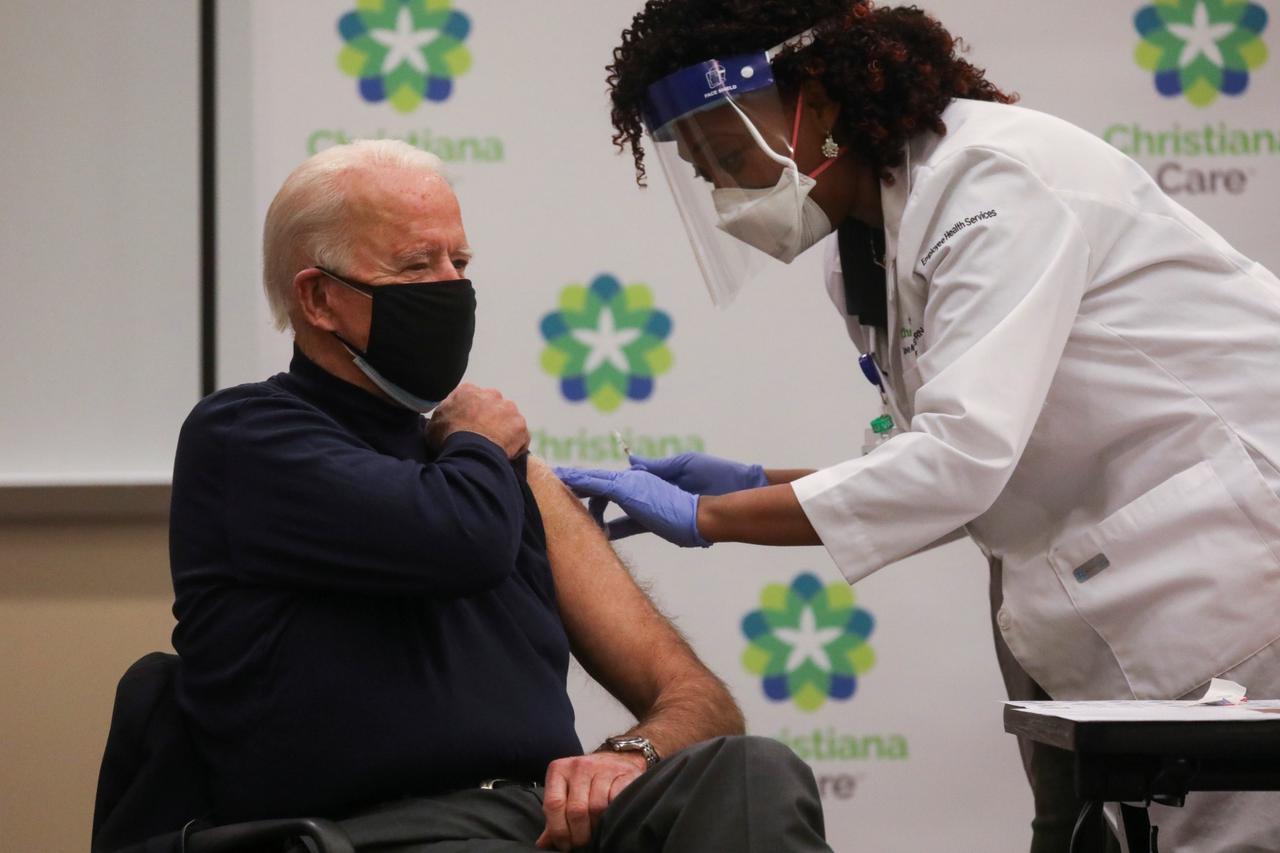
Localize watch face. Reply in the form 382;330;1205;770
606;736;659;766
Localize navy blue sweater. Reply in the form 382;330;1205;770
169;349;582;821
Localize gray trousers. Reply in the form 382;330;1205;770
990;559;1121;853
322;735;833;852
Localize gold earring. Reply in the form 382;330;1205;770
821;133;840;158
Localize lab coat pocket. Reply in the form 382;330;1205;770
1049;461;1280;699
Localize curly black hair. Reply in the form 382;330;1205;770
607;0;1016;184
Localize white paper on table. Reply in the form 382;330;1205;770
1196;678;1247;705
1006;699;1280;723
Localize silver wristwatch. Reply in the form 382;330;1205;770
604;735;661;768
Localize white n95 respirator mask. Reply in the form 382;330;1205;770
712;168;832;264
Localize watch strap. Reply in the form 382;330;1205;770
603;735;660;767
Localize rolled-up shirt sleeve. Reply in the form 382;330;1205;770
792;148;1090;583
208;393;526;595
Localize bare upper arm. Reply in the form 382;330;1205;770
525;456;713;717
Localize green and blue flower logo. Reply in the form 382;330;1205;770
742;572;875;712
337;0;472;113
1134;0;1269;107
539;274;673;413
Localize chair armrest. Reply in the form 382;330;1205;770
184;817;354;853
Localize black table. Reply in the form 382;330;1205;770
1003;702;1280;853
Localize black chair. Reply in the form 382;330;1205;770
92;652;354;853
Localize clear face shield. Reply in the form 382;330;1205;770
642;30;838;307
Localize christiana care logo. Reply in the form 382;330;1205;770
1134;0;1269;107
1108;1;1275;196
337;0;473;113
539;274;673;413
742;573;875;712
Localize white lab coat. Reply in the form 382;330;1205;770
793;99;1280;707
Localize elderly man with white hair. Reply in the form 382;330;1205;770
167;140;833;852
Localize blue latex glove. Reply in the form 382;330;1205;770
629;452;767;496
554;467;711;547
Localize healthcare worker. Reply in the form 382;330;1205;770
557;2;1280;851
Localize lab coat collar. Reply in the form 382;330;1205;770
880;99;969;244
879;144;911;255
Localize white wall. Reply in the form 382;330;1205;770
0;1;200;485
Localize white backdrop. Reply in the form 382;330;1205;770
217;2;1279;849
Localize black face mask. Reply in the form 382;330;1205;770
319;268;476;411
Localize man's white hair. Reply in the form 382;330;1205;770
262;139;446;331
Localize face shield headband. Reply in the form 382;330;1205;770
642;29;818;143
